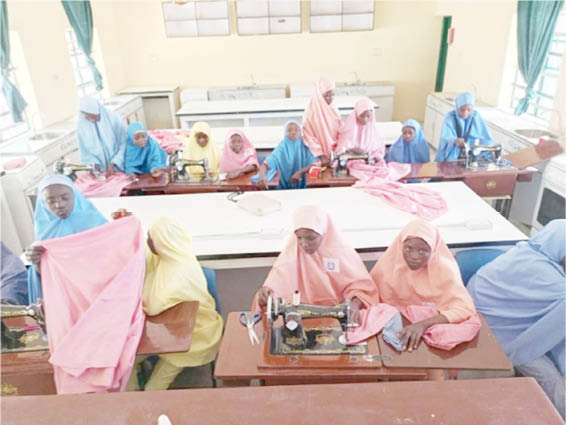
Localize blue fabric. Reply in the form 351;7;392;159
1;242;28;305
202;266;221;314
251;167;277;184
467;219;565;373
386;119;430;163
454;248;505;286
77;99;127;172
382;312;404;351
125;122;167;174
265;120;318;190
27;175;107;303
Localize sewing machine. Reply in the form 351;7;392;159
168;151;215;183
330;151;370;177
0;302;47;353
463;144;503;169
53;160;101;181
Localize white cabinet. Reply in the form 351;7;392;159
105;95;146;128
162;0;230;37
119;86;181;129
310;0;374;32
208;85;286;101
236;0;300;35
423;93;453;149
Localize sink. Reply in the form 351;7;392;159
28;132;64;141
515;129;558;139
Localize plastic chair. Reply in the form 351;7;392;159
201;266;221;314
455;248;505;286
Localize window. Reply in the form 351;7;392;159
510;12;566;121
65;28;100;99
0;68;29;143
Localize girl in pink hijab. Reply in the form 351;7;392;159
337;98;385;162
302;78;343;165
370;220;480;351
253;205;379;322
219;129;259;179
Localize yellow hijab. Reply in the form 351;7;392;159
181;121;220;174
144;216;223;367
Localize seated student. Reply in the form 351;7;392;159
386;119;430;163
219;129;259;179
77;96;127;175
25;175;107;303
258;120;318;190
253;205;379;322
1;242;29;305
467;219;565;418
337;98;385;162
302;77;343;166
181;121;220;175
370;220;479;351
125;122;168;177
435;92;493;162
128;216;223;391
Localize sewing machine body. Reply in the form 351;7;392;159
330;151;370;177
168;151;216;183
462;144;503;169
1;303;48;353
53;160;101;181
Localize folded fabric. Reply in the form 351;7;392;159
74;172;133;198
403;304;482;351
353;176;448;221
148;130;188;154
251;167;277;183
348;159;411;182
382;312;404;351
40;216;146;393
346;303;399;345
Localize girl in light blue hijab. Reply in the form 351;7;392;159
435;92;494;162
124;122;168;176
259;120;318;189
25;175;107;303
467;219;565;418
386;119;430;163
77;97;127;173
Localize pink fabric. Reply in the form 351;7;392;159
353;176;447;221
2;156;27;170
147;130;189;154
219;129;259;173
74;173;133;198
252;205;379;310
337;98;385;160
349;159;411;182
346;303;399;345
404;305;482;350
302;78;342;157
39;216;146;394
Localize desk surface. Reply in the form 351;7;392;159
3;378;562;425
91;183;527;260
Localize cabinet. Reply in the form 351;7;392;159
104;95;146;128
119;86;181;129
208;85;286;101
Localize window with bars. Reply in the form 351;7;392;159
0;68;29;143
510;12;566;121
65;28;100;99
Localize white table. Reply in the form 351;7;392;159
92;182;526;268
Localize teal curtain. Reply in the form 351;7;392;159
514;0;564;115
0;0;27;122
61;0;103;91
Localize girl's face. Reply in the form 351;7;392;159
322;90;335;105
402;126;416;143
147;233;158;255
402;237;431;270
457;104;473;120
295;228;322;254
82;112;100;123
357;110;372;126
43;184;74;219
133;131;148;148
229;134;243;154
286;123;301;141
196;132;209;148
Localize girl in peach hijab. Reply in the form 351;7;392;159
302;78;343;165
370;220;481;351
219;129;259;179
253;205;379;322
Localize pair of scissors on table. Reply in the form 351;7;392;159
239;312;261;345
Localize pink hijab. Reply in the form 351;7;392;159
302;78;343;157
337;98;385;160
252;205;379;310
219;129;259;173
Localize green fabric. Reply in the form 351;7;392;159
435;16;452;93
61;0;103;91
515;0;564;115
0;0;27;123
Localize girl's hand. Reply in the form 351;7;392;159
319;155;330;167
151;168;166;178
226;170;241;180
105;163;115;177
348;297;363;326
455;138;466;148
25;243;45;266
111;208;133;220
290;170;303;184
398;322;429;352
257;286;275;308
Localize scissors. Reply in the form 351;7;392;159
239;312;261;345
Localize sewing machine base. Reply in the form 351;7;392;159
173;173;218;184
1;326;48;353
271;326;367;356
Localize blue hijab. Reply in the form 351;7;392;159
1;242;29;305
435;92;494;162
77;97;127;172
265;120;318;189
386;119;430;163
467;219;565;373
27;175;108;303
124;122;168;175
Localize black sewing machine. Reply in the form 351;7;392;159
0;302;48;353
167;151;215;183
462;144;503;169
53;160;101;181
330;151;370;177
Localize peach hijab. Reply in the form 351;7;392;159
302;78;343;157
252;205;379;310
370;219;476;323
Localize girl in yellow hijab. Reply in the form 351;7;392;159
135;216;223;390
181;121;221;175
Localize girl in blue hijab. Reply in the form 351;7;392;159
77;97;127;174
386;119;430;163
124;122;168;176
467;219;565;418
435;92;494;162
258;120;318;189
25;175;107;303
